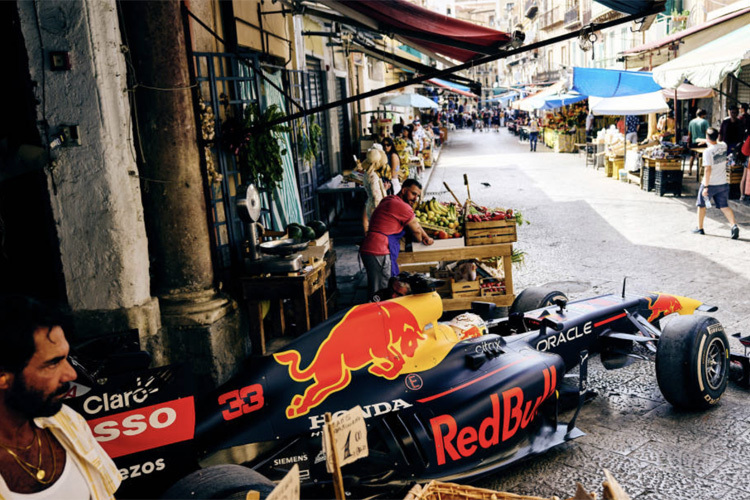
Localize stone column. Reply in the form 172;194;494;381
118;0;246;388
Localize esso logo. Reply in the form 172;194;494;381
86;398;195;459
94;407;177;442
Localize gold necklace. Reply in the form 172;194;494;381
0;429;36;451
0;427;55;484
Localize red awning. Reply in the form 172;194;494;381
326;0;511;62
622;6;750;55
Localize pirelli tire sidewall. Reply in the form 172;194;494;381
656;315;729;410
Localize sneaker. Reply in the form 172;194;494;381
692;228;705;235
731;225;739;240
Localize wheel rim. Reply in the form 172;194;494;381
705;337;726;391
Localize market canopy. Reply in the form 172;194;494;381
652;23;750;89
570;67;662;97
380;93;438;109
511;82;564;111
427;78;479;99
536;92;587;110
588;91;669;116
660;83;714;101
325;0;511;62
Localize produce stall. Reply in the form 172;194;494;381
398;181;525;311
397;241;515;310
542;101;587;153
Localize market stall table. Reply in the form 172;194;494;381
241;261;328;355
397;241;515;311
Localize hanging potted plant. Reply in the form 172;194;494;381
298;120;322;173
222;102;291;191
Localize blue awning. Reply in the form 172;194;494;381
571;67;662;98
594;0;665;16
537;93;587;110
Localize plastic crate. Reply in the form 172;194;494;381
655;169;682;197
641;166;655;192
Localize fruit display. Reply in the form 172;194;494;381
465;205;527;225
285;221;327;243
414;198;463;239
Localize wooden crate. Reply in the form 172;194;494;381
451;280;480;298
643;157;656;168
479;277;506;297
655;159;681;171
308;231;330;252
404;481;553;500
465;219;517;246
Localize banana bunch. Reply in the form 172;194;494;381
377;164;392;180
414;198;463;238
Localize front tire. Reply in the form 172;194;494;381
162;465;276;499
510;287;568;314
656;315;729;410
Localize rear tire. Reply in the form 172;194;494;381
656;315;729;410
162;465;275;499
510;287;568;315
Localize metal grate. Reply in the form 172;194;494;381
193;51;263;287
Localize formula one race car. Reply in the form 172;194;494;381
64;279;733;499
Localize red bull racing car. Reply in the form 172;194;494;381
64;281;736;499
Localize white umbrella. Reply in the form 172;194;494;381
380;93;438;109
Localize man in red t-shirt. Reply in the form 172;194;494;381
360;179;433;298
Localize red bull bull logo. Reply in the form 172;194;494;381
274;301;426;419
646;294;683;322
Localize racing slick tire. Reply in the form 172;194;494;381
162;465;276;499
655;315;729;410
510;287;568;315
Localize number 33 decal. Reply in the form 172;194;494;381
218;384;264;421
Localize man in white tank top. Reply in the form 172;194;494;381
0;296;121;499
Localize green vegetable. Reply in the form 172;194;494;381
287;225;303;241
302;226;316;242
308;220;327;238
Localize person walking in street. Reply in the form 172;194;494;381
360;179;433;298
687;109;709;175
693;127;740;239
0;295;121;499
719;105;744;154
528;115;540;152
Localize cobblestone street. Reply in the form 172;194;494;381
336;127;750;499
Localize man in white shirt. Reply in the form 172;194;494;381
693;127;739;239
0;296;121;499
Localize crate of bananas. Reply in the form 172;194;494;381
414;198;463;239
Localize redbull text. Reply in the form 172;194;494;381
430;366;557;466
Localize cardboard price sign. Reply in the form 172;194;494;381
322;406;369;473
264;464;300;500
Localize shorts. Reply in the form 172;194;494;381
361;252;391;298
696;184;729;209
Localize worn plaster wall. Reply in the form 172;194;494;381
17;0;158;336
